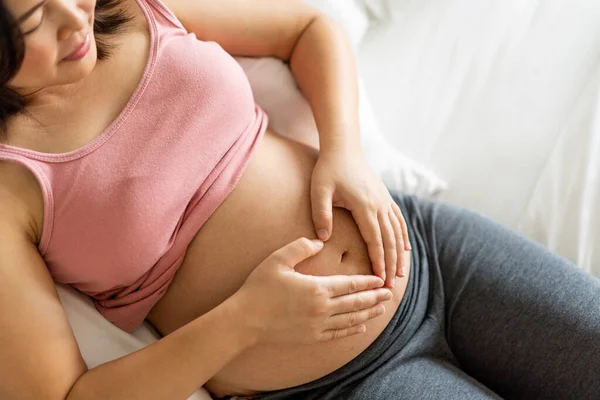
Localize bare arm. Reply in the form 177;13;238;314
162;0;361;152
67;297;255;399
0;163;87;400
0;163;256;400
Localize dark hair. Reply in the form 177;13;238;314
0;0;132;139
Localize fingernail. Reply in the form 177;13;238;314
318;229;328;241
407;243;413;251
311;239;324;248
377;305;385;315
383;291;393;300
391;276;396;288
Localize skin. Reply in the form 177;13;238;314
7;0;97;93
0;0;413;397
6;0;412;287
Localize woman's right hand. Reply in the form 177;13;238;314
232;237;393;346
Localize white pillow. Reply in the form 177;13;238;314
358;0;390;20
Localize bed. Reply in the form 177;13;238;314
56;1;600;399
357;0;600;278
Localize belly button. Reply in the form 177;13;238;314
340;250;348;264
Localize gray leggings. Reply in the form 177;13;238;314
250;190;600;399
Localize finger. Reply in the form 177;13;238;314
311;184;334;241
392;201;411;251
388;209;405;278
352;204;385;281
330;288;392;314
378;210;397;288
326;304;386;331
392;203;411;277
271;237;324;270
317;274;385;297
319;324;367;342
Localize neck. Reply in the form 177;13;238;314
4;78;89;145
18;77;88;110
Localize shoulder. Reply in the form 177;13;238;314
157;0;320;59
0;161;44;246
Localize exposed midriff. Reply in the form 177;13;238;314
146;128;411;397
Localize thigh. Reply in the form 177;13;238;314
348;355;502;400
401;193;600;399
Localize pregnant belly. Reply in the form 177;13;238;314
146;129;411;397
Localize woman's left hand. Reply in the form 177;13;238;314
310;146;412;288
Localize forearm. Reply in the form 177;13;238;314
290;14;362;153
66;296;255;400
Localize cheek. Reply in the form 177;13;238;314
22;41;56;74
12;41;56;87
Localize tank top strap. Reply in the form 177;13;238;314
142;0;189;33
0;151;55;255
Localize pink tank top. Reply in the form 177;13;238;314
0;0;268;333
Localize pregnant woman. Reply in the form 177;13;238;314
0;0;599;399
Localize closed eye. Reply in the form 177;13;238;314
23;20;43;36
20;1;47;36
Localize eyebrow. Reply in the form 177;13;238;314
17;0;47;23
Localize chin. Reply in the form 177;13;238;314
59;49;98;85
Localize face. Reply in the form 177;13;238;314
5;0;97;93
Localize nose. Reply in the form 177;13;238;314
56;1;89;41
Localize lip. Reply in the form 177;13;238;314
63;33;91;61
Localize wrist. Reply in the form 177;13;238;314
319;139;363;155
222;291;262;348
318;126;362;154
319;139;364;161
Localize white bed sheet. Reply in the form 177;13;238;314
357;0;600;277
